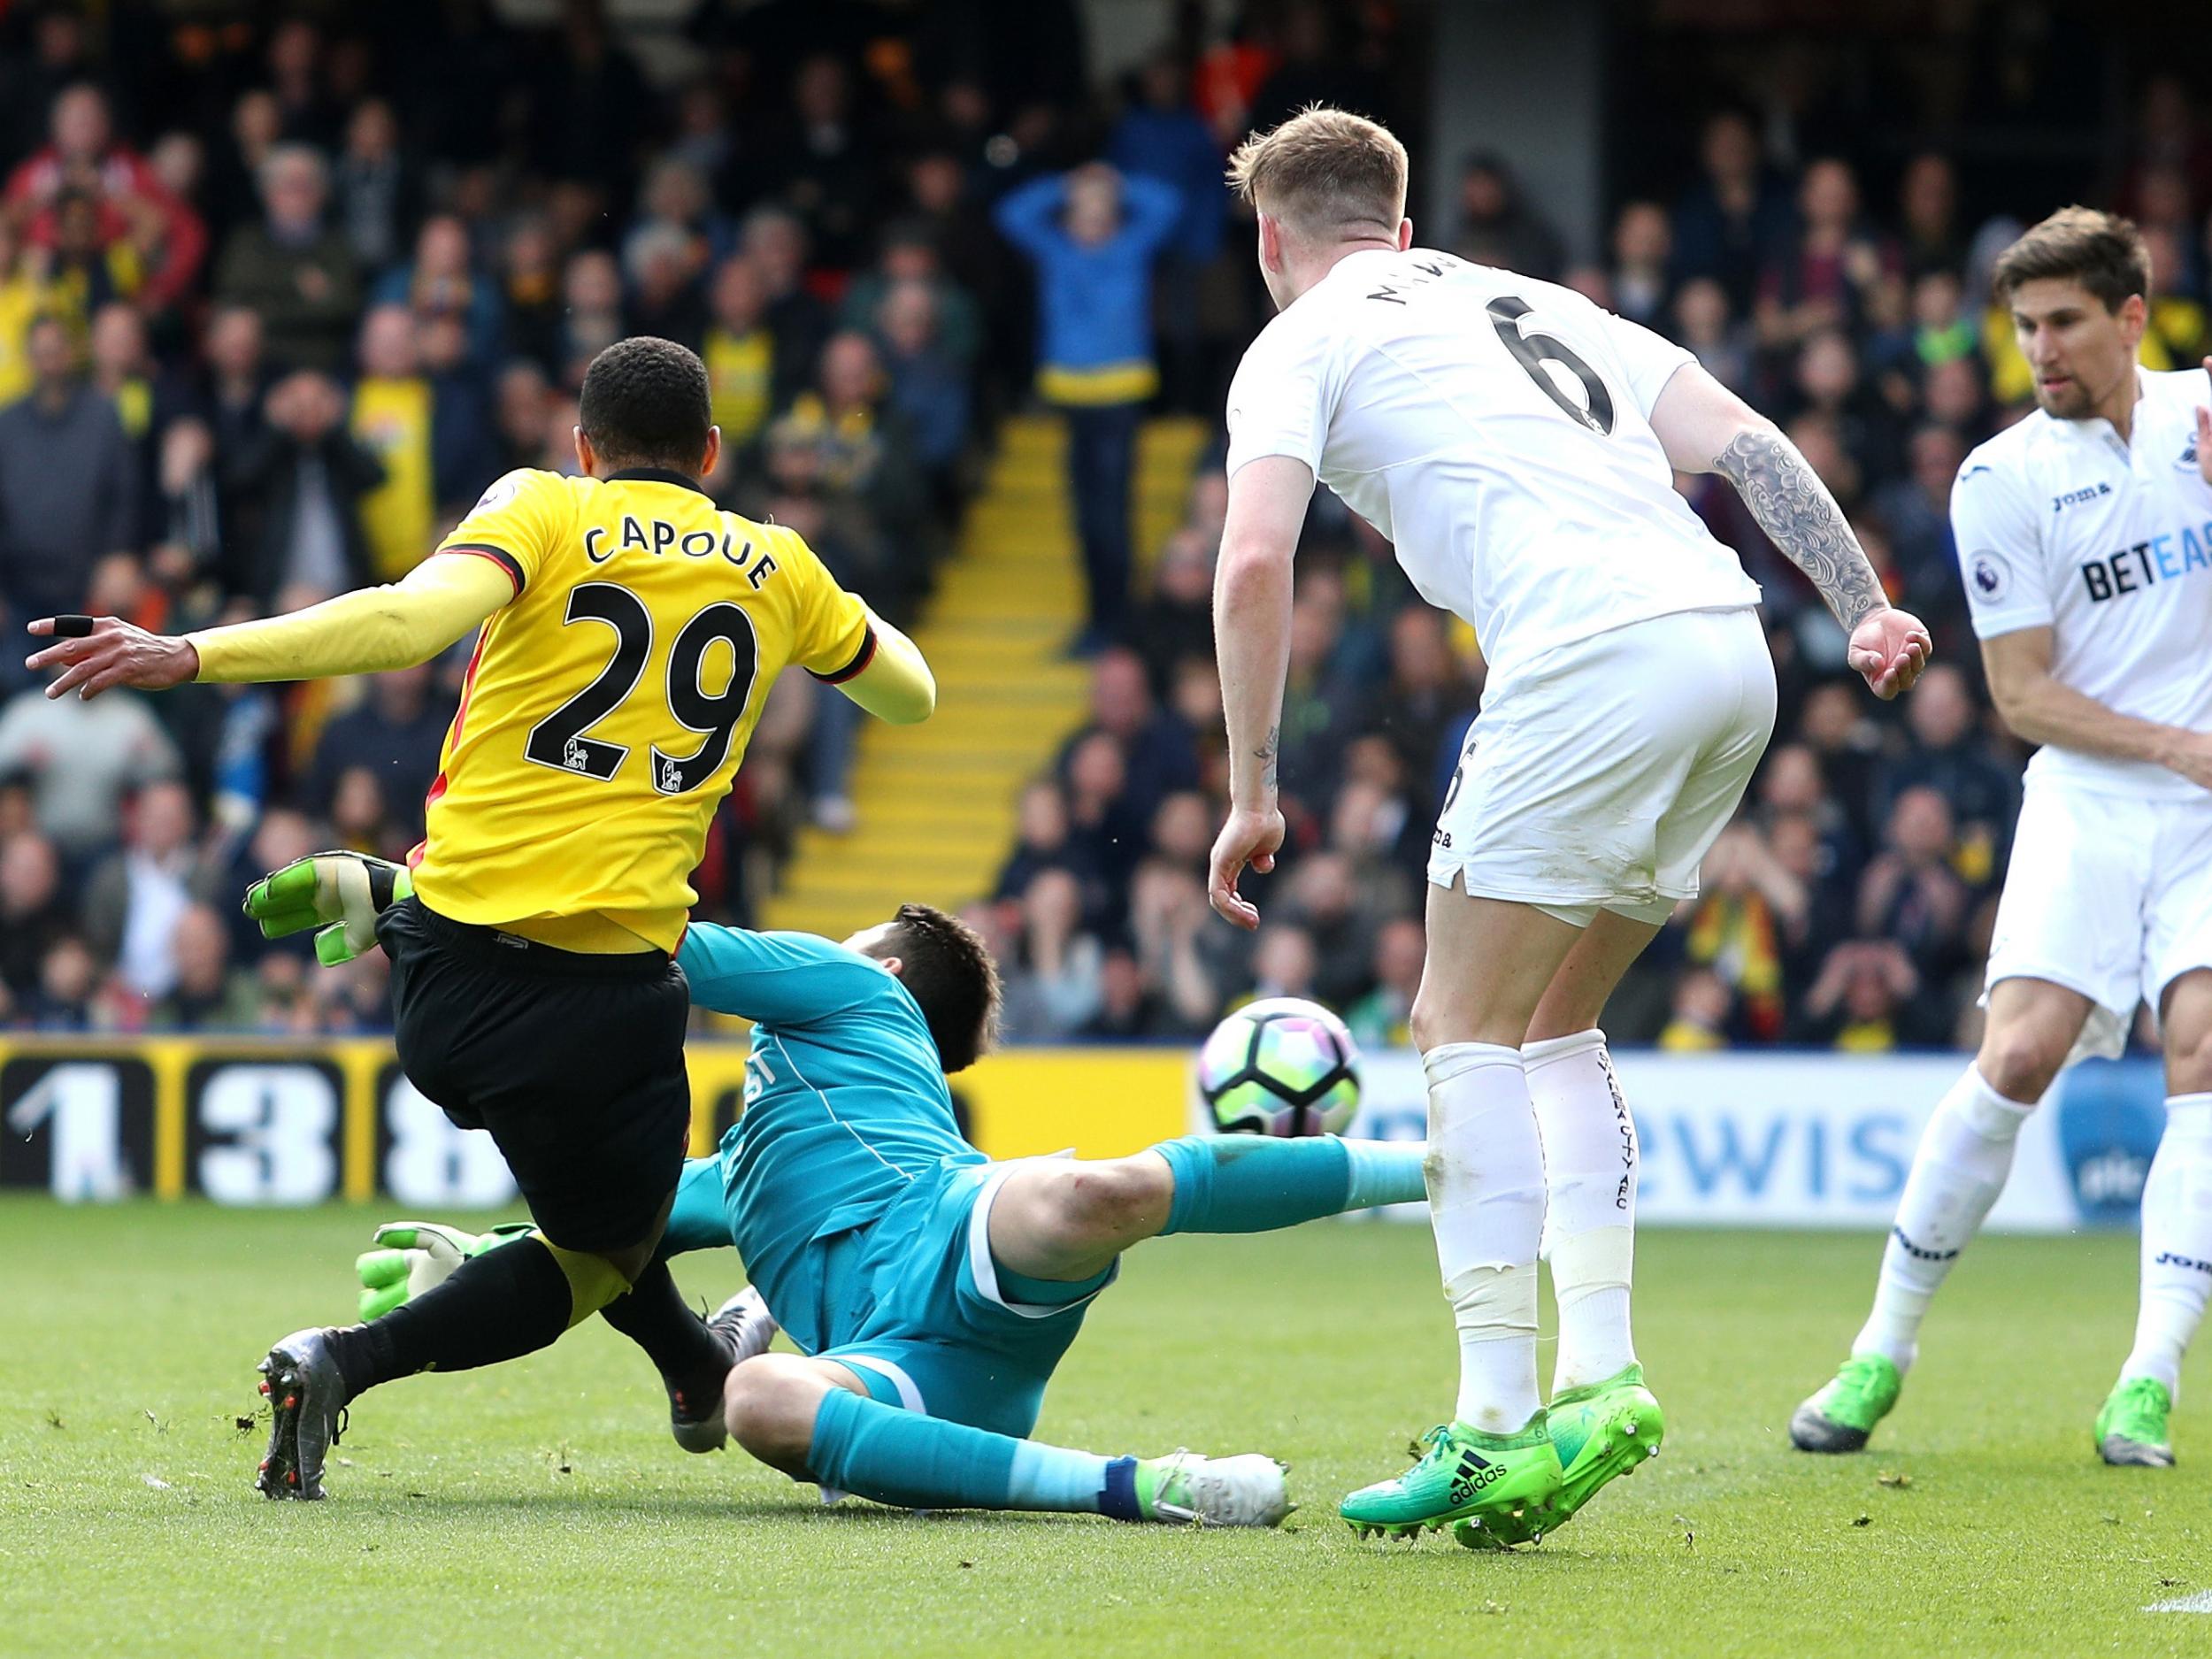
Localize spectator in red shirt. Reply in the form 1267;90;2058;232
6;85;207;313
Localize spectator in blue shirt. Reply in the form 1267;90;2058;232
995;163;1182;653
370;215;505;372
874;278;971;493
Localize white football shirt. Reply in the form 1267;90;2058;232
1950;366;2212;799
1224;248;1761;694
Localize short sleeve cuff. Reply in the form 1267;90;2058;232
1968;609;2055;641
1626;350;1695;415
440;542;525;596
1224;440;1321;482
808;623;879;684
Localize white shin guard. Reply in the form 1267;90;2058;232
1423;1041;1546;1433
1524;1028;1639;1393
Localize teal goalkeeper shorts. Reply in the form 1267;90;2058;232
668;1154;1117;1440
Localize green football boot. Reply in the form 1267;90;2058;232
1341;1415;1562;1547
1480;1363;1663;1545
1789;1353;1902;1453
2095;1377;2175;1468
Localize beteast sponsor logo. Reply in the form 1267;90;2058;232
2079;521;2212;603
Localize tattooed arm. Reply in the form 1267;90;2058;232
1649;359;1931;697
1710;427;1886;629
1208;454;1312;928
1252;722;1281;794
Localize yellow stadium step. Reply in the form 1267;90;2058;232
761;412;1210;936
780;848;1003;897
824;798;1015;838
855;752;1037;781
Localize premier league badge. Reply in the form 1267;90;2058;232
1970;550;2009;602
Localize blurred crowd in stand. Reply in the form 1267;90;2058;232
0;2;2191;1055
974;73;2209;1057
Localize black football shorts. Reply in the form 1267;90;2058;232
377;895;692;1254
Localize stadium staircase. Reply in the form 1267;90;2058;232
762;413;1208;941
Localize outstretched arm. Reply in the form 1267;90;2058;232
26;551;511;699
1649;361;1929;698
677;921;896;1026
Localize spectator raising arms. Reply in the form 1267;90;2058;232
995;163;1182;653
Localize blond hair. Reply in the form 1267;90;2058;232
1227;106;1408;242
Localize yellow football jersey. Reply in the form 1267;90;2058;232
411;466;872;952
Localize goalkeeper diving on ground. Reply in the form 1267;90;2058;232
246;850;1430;1527
29;338;941;1500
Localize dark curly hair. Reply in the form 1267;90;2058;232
861;903;1002;1074
578;335;713;470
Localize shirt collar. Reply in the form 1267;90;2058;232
2059;366;2151;453
605;466;713;498
1323;245;1406;286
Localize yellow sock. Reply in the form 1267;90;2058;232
533;1231;633;1328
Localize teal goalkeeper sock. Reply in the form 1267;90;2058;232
808;1386;1132;1515
1156;1133;1425;1235
1343;1137;1429;1209
654;1156;734;1259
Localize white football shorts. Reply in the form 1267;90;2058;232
1427;604;1775;927
1984;776;2212;1064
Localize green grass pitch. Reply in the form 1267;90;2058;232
4;1198;2208;1658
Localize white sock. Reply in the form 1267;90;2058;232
2121;1094;2212;1400
1422;1041;1545;1433
1853;1065;2032;1372
1525;1028;1638;1394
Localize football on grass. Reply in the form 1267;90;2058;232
1196;997;1361;1136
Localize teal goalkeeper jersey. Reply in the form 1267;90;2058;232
676;925;981;1346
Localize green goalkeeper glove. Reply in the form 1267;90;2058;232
242;852;413;966
353;1221;536;1319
